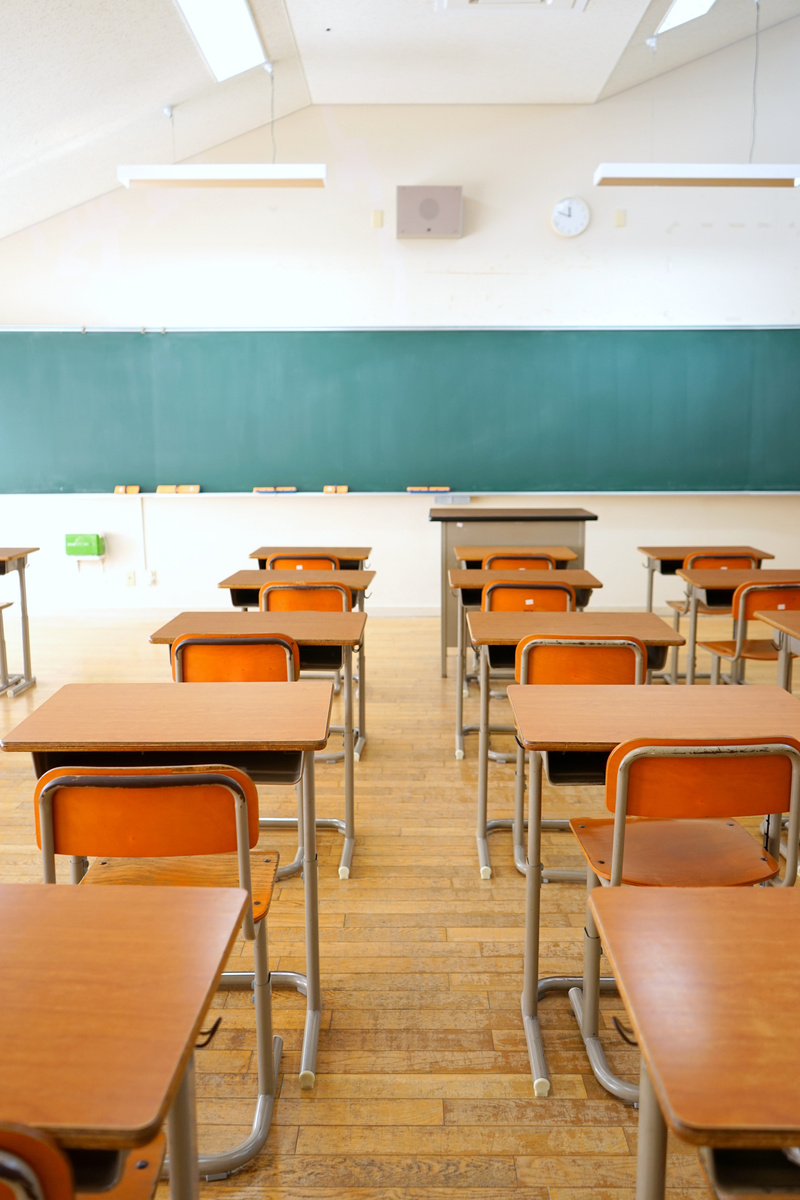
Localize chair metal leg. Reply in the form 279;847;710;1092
710;654;721;685
476;646;492;878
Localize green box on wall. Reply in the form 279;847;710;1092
65;534;105;556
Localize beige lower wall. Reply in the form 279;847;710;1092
1;491;798;616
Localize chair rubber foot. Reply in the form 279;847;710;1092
338;866;350;880
354;751;361;762
299;1069;315;1090
480;866;492;880
533;1077;551;1098
455;749;465;761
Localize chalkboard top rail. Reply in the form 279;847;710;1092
429;507;598;522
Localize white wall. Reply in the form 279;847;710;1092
1;23;798;617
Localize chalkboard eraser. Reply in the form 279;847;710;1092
253;486;276;493
324;485;350;494
275;486;298;492
156;485;177;493
114;485;140;494
428;486;451;492
177;484;201;493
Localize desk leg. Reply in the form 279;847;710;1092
455;591;466;759
778;631;793;692
339;645;355;879
167;1053;199;1200
355;594;367;760
9;561;36;697
686;589;699;686
299;749;321;1088
645;559;655;612
521;751;551;1096
636;1058;668;1200
476;646;491;879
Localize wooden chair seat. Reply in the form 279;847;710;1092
698;637;783;662
82;851;279;923
568;817;777;887
75;1134;165;1200
666;598;730;616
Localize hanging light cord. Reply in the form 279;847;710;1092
749;0;761;164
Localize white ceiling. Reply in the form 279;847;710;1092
1;0;799;240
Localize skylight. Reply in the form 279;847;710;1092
173;0;266;82
655;0;717;35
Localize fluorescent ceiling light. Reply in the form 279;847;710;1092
594;162;800;187
173;0;266;82
656;0;717;35
117;164;326;188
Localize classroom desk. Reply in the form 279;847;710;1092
150;610;367;879
430;507;598;676
249;545;371;569
467;611;684;880
454;545;578;568
0;881;247;1200
638;544;773;612
506;682;800;1099
754;610;800;692
1;680;331;1089
0;547;38;697
590;887;800;1200
219;569;374;757
449;568;603;761
677;568;800;685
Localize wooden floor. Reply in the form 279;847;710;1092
0;611;790;1200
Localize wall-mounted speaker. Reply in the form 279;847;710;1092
396;186;463;239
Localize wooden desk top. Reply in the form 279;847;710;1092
754;610;800;639
467;611;683;647
219;570;375;591
150;610;367;647
449;569;602;590
454;545;578;563
638;545;773;562
1;681;333;753
0;882;246;1148
590;887;800;1148
507;683;800;752
678;568;800;589
249;545;371;561
0;547;39;561
430;507;597;522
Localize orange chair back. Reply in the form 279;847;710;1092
515;635;646;685
34;764;259;858
172;633;299;683
733;583;800;623
267;554;339;570
482;582;575;613
259;582;352;613
683;554;758;570
0;1125;73;1200
483;554;556;570
606;737;800;819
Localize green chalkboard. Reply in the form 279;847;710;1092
1;329;798;492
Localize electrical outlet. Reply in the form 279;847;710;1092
146;569;157;586
126;571;136;587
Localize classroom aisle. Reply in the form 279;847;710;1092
1;611;779;1199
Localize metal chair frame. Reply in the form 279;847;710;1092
706;582;800;685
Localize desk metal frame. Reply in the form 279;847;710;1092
0;549;37;697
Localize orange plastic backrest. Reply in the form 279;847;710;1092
267;555;339;570
481;583;575;613
683;554;758;570
0;1125;73;1200
515;635;646;685
34;764;259;857
606;736;800;819
172;633;299;682
259;582;352;613
733;583;800;623
483;554;556;570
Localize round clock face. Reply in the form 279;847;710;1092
551;197;590;238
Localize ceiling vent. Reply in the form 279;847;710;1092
397;187;462;239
